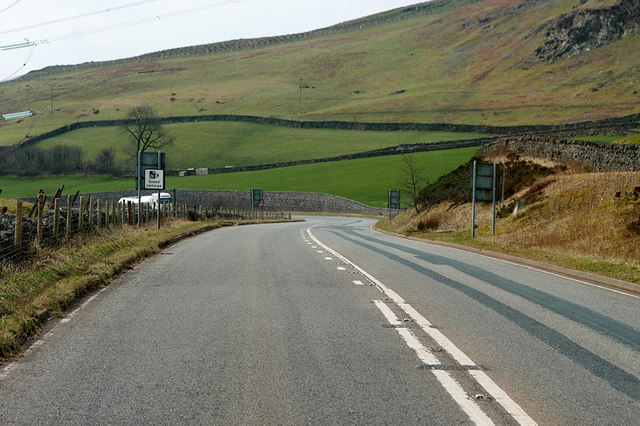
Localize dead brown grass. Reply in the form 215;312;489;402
390;170;640;282
497;172;640;264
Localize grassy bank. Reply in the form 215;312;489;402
380;171;640;285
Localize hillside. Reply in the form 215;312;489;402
384;148;640;284
1;0;640;148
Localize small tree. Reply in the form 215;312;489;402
398;154;428;214
93;147;120;176
121;105;174;157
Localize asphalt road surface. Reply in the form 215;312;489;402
1;217;639;424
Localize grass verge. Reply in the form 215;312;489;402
0;219;280;361
377;219;640;287
377;171;640;289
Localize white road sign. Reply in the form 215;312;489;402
144;169;164;190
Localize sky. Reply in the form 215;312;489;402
0;0;423;82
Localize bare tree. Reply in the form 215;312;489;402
398;154;428;214
121;105;174;156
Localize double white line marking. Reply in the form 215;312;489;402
307;228;536;426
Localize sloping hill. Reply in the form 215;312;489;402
1;0;639;147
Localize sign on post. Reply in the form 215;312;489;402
251;189;263;208
470;163;496;201
137;151;166;229
388;190;401;209
144;169;164;190
388;190;401;220
137;151;166;190
470;161;498;237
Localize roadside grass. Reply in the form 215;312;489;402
0;147;478;207
381;171;640;285
0;219;241;360
34;121;486;170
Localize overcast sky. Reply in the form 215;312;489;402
0;0;423;82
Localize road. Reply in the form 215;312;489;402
1;217;639;424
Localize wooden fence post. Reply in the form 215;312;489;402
88;197;94;232
126;201;132;226
96;198;102;229
14;201;22;255
66;195;72;241
53;198;60;247
79;196;85;233
36;193;44;247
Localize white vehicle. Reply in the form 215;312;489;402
118;193;171;208
150;192;172;207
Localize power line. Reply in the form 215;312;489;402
0;0;21;15
0;0;248;46
0;0;159;35
39;0;249;44
1;43;36;82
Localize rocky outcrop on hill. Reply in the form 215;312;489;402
525;0;640;64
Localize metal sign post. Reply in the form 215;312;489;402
492;162;497;236
137;151;142;226
471;161;477;238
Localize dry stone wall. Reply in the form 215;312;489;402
480;136;640;171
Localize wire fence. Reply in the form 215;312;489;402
0;194;291;266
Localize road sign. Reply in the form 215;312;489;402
137;151;165;190
257;200;266;208
251;189;263;208
470;161;498;238
470;163;498;201
144;169;164;190
388;190;401;210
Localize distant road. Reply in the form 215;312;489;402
1;217;639;424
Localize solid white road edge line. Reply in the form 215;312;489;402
307;227;537;426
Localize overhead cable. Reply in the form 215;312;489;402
0;0;21;15
0;0;159;35
1;43;37;82
38;0;248;44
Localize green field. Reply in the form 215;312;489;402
36;121;485;170
0;147;477;207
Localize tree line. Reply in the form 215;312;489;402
0;105;174;177
0;145;124;177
